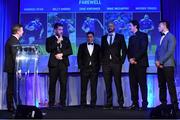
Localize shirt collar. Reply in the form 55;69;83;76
87;42;94;45
55;35;59;39
163;31;169;35
108;32;115;36
134;30;140;35
55;35;63;40
12;34;19;40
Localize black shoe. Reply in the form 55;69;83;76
8;107;15;112
173;104;179;111
58;103;66;108
140;106;147;111
90;104;96;108
128;104;139;110
81;103;87;108
104;104;113;110
118;104;124;110
7;103;15;112
48;103;55;108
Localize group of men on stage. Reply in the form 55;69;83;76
4;20;179;112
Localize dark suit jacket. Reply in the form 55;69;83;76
127;31;149;67
46;35;73;67
155;32;176;67
4;35;19;73
101;33;127;65
77;43;101;72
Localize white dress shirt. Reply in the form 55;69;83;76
107;32;115;45
55;35;63;42
107;32;115;59
87;43;94;56
160;31;169;45
87;42;94;65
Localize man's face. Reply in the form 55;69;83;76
17;27;24;37
108;23;115;33
129;23;136;33
55;26;63;36
158;23;165;32
87;34;94;43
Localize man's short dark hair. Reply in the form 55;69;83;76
12;24;23;34
54;23;63;29
86;31;94;36
159;20;170;29
130;20;140;30
108;21;115;26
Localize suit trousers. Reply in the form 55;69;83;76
129;64;148;106
157;67;178;106
80;66;98;105
48;61;68;106
102;62;124;106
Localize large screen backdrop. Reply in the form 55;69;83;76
19;0;161;73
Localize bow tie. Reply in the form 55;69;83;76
161;33;165;36
88;43;94;45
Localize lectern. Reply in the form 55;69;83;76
13;44;39;106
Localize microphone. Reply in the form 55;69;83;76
57;34;63;53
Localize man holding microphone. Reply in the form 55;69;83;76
46;23;72;107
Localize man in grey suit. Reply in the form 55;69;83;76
155;20;178;110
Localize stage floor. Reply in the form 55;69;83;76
1;106;180;119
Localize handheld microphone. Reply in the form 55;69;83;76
57;34;63;53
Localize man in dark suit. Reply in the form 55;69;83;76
101;22;127;109
77;32;101;108
155;20;178;111
127;20;149;110
46;23;72;107
4;24;24;112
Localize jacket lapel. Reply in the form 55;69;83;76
105;35;109;45
160;32;169;47
112;33;117;45
106;33;117;46
91;44;96;56
85;44;91;56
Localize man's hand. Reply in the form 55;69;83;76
159;65;163;68
129;58;134;64
130;58;137;64
55;53;63;60
155;61;160;67
155;61;163;68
